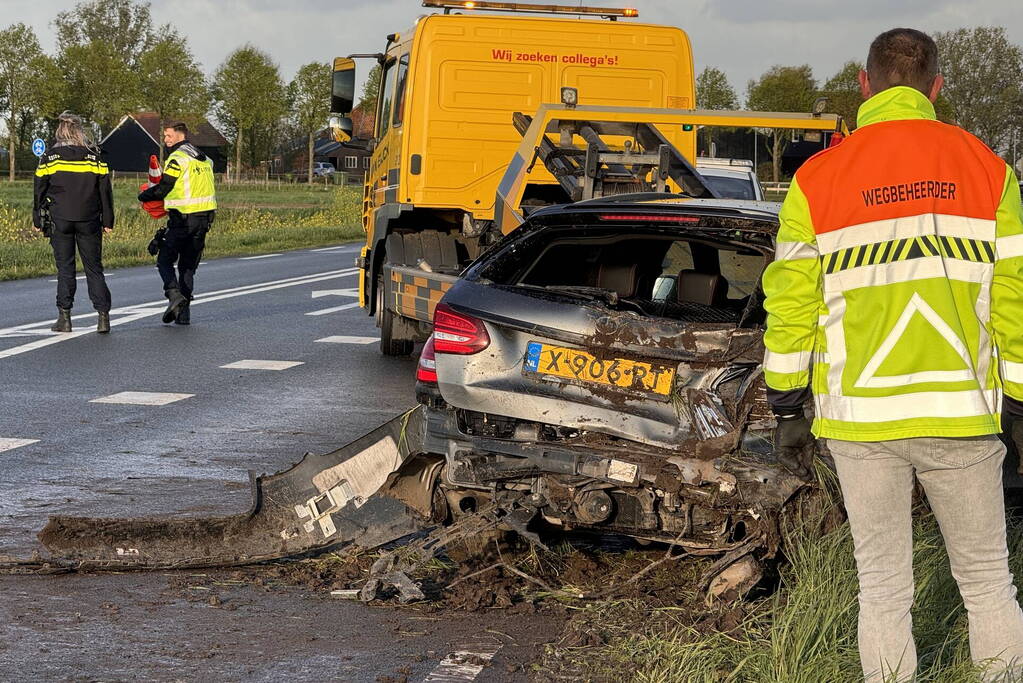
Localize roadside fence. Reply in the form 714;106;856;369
0;170;367;189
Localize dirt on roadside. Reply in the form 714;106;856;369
158;532;761;681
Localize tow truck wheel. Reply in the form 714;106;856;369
377;275;414;356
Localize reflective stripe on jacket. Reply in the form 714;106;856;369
762;86;1023;441
163;143;217;213
33;144;114;227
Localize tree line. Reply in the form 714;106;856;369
698;26;1023;181
3;3;1019;186
0;0;331;182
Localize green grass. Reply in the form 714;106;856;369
0;180;365;280
548;469;1023;682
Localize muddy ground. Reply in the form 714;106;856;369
0;568;561;681
0;533;753;681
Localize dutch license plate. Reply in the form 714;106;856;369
523;341;675;398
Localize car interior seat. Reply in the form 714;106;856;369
595;262;639;298
677;269;727;306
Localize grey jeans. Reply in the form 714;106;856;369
828;436;1023;682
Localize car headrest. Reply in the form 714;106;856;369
677;269;726;306
596;262;638;298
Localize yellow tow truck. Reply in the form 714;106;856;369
328;0;849;355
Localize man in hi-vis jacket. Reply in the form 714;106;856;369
138;121;217;325
762;28;1023;681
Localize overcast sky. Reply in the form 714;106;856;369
6;0;1023;99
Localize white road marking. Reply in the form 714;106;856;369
305;302;361;316
0;438;39;453
90;391;194;406
314;335;377;344
0;268;358;360
423;643;502;682
311;245;354;252
311;288;359;298
239;253;282;260
0;330;62;338
220;360;304;371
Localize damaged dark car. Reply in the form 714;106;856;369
412;196;807;570
15;196;812;589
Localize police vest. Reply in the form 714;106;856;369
163;144;217;214
762;86;1023;441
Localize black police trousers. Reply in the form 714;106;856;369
50;217;111;312
157;211;212;301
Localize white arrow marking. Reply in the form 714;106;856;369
306;302;361;316
311;288;359;298
0;268;358;360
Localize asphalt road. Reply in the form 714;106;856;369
0;246;558;681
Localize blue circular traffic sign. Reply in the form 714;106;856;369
32;138;45;157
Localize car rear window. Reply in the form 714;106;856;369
504;232;768;325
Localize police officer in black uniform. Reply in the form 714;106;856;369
33;112;114;333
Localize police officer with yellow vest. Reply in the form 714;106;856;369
138;121;217;325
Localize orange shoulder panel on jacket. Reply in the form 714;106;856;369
794;119;1007;235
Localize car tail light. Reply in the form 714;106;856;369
599;214;700;223
417;334;438;383
433;303;490;355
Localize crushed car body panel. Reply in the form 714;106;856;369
30;409;431;570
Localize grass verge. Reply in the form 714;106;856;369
539;468;1023;682
0;181;364;280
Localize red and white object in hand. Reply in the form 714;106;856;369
139;154;167;219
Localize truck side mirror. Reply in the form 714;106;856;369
331;57;356;115
329;115;354;143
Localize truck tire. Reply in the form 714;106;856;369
377;275;414;357
384;232;406;267
420;231;460;271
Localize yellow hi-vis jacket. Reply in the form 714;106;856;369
163;143;217;214
762;86;1023;441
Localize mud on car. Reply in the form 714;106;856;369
411;196;808;566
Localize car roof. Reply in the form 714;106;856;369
697;166;755;180
527;195;781;221
696;157;754;170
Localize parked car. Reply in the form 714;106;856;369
414;195;804;562
313;161;336;177
697;158;765;201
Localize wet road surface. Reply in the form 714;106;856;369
0;245;560;680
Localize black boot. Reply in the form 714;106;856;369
174;301;190;325
162;288;186;324
97;311;110;334
51;308;72;333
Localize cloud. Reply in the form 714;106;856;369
700;0;957;24
10;0;1023;108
